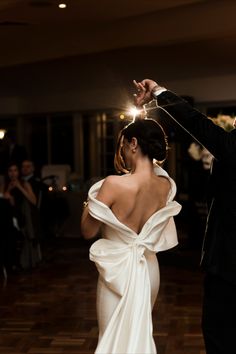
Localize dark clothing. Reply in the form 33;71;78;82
157;90;236;283
9;187;41;269
26;175;50;241
156;90;236;353
26;176;48;209
202;274;236;354
0;197;18;269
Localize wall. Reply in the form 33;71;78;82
0;47;236;116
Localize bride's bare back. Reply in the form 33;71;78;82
96;172;171;234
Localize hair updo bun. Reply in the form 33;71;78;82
146;139;167;161
115;118;168;173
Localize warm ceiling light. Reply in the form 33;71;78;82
58;3;67;9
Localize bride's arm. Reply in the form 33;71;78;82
81;205;101;239
81;176;116;239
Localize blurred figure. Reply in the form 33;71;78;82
21;160;47;208
21;159;50;244
4;163;41;270
21;160;36;183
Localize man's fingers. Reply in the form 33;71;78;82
133;80;139;89
133;80;147;93
139;83;146;92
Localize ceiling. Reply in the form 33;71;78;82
1;0;236;71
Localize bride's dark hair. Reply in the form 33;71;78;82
114;118;168;173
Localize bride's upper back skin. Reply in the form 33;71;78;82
96;118;171;234
97;172;171;234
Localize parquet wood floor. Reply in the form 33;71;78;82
0;238;206;354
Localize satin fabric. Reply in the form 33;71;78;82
88;165;181;354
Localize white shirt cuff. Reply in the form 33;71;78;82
152;87;167;98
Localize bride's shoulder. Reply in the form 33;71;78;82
95;175;129;204
102;174;128;187
99;174;132;194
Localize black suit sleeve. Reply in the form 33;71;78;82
156;90;236;160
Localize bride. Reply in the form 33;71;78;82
81;117;181;354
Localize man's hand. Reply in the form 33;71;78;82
133;79;165;108
133;79;151;108
140;79;159;93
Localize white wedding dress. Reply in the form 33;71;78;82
88;165;181;354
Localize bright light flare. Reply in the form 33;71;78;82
0;129;6;140
128;107;141;119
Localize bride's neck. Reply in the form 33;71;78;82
130;156;153;175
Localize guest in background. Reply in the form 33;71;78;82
21;159;48;209
4;163;41;270
21;159;50;245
